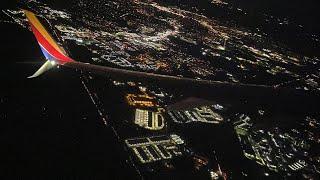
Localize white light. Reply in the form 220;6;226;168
50;61;56;66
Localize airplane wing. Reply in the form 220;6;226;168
22;10;266;87
23;9;317;101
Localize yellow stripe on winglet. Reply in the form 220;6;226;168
23;10;65;54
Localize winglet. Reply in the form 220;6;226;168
28;60;56;78
23;9;74;64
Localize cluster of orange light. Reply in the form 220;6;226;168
156;61;169;69
192;155;209;170
126;94;157;107
136;53;153;63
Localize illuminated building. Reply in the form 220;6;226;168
134;109;164;130
126;93;157;107
168;105;224;124
125;134;185;164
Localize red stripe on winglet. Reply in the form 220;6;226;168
30;23;74;63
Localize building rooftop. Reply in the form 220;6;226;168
134;109;165;130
